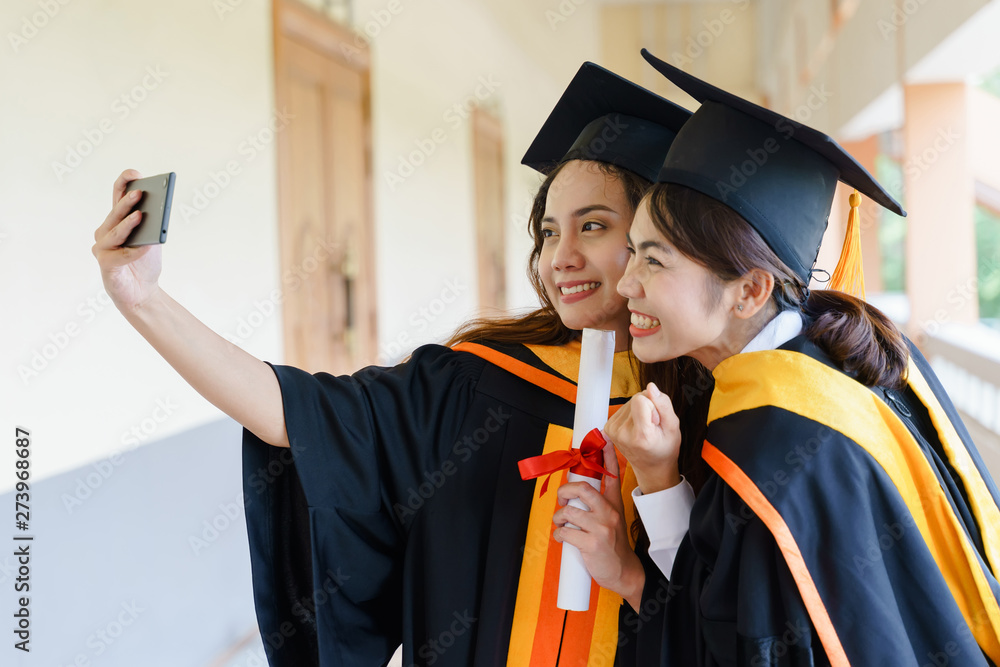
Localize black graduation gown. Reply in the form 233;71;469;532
624;337;1000;667
241;340;639;666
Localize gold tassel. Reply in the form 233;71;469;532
830;189;865;300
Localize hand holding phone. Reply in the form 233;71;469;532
123;172;175;247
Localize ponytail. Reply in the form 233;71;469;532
803;290;909;390
644;183;910;396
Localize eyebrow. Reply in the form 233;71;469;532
542;204;617;223
626;233;671;253
639;240;671;253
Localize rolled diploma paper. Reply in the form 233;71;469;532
557;328;616;611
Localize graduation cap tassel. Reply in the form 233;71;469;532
829;190;866;300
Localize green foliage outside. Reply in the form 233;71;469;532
979;67;1000;99
876;153;906;293
870;77;1000;327
977;205;1000;328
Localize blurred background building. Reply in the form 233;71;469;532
3;0;1000;664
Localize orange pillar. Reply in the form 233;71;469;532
814;135;885;294
842;135;884;293
903;82;977;346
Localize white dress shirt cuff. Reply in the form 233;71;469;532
631;478;695;579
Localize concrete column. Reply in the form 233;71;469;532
903;82;977;345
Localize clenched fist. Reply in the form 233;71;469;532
604;382;682;494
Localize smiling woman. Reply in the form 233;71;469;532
92;61;693;666
538;161;634;347
602;50;1000;667
446;157;649;351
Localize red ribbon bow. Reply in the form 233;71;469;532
517;428;616;497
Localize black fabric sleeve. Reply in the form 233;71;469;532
615;543;678;666
270;344;483;513
242;344;484;666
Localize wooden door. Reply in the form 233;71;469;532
472;107;507;311
273;0;376;373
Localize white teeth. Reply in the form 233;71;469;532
630;313;661;329
560;282;600;295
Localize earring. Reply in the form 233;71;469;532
737;304;744;312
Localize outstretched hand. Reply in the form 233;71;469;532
92;169;163;314
552;441;644;610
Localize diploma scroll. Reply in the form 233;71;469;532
557;328;615;612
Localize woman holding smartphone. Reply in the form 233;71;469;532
93;63;692;666
582;51;1000;666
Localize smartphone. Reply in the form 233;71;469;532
123;172;175;247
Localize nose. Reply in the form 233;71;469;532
551;232;584;272
617;255;642;299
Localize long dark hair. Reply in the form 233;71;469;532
446;161;712;517
445;159;649;348
643;183;910;388
635;184;909;495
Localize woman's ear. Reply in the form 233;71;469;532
734;269;774;318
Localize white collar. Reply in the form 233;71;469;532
740;310;805;354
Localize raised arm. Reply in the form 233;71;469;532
92;169;289;447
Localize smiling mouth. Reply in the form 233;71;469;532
559;282;600;296
630;312;661;329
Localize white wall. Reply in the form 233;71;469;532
2;0;280;490
354;0;602;359
2;0;602;489
0;420;260;666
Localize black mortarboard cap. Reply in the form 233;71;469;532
522;62;692;182
641;48;906;283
